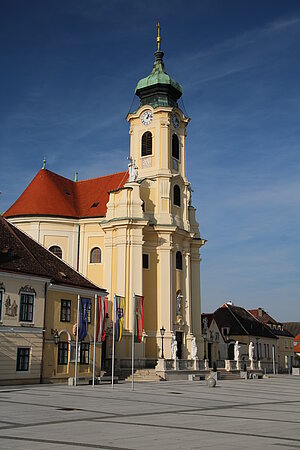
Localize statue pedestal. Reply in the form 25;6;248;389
193;358;200;370
174;359;179;371
155;358;167;372
204;359;209;370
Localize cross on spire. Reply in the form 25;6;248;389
156;22;161;51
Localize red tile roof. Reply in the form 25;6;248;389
4;169;129;219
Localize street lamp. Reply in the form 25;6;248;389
160;326;166;359
256;337;260;361
51;329;60;345
203;330;207;360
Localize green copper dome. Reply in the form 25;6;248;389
135;50;183;109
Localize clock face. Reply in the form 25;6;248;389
172;113;179;128
141;110;153;125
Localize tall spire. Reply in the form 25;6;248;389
156;22;161;51
135;24;182;109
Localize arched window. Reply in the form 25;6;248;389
176;251;182;270
172;134;179;160
90;247;101;263
141;131;152;156
49;245;62;259
173;184;181;207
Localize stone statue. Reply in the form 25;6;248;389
191;336;198;360
176;293;182;317
187;185;194;206
128;156;138;182
249;341;254;361
234;341;241;361
171;335;178;360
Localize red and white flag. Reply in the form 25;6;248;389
96;296;107;343
135;295;144;343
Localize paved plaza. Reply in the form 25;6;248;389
0;375;299;449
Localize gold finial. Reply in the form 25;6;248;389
156;22;161;51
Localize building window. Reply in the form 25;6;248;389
80;343;90;364
60;300;71;322
19;293;34;322
172;134;180;160
16;348;30;371
142;253;149;269
173;185;181;207
141;131;152;156
176;251;182;270
0;290;3;321
90;247;101;263
58;342;68;365
49;245;62;259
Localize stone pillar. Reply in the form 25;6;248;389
128;226;144;331
157;231;173;357
184;247;192;333
190;244;201;338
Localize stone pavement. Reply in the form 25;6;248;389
0;375;299;449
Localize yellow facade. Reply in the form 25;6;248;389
43;288;102;382
9;58;205;369
0;273;45;385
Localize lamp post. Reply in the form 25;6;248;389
203;331;207;360
160;326;165;359
225;334;229;359
256;337;260;361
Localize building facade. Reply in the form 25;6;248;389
5;33;205;367
0;216;106;384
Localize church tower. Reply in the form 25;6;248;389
125;25;206;361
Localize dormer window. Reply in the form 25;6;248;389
141;131;152;156
172;134;179;160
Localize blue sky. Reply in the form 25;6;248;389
0;0;299;321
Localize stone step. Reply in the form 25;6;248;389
125;369;163;383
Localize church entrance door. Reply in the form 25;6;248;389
176;331;183;359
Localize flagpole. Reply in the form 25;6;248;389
112;294;115;389
92;294;97;387
132;293;135;391
74;294;80;387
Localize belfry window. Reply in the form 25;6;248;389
176;251;183;270
90;247;101;263
172;134;179;160
141;131;152;156
49;245;62;259
173;185;181;207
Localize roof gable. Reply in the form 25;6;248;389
4;169;129;219
214;304;276;339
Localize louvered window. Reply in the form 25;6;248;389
173;185;181;207
176;251;183;270
142;132;152;156
172;134;179;160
